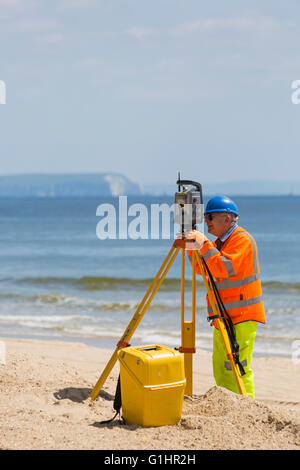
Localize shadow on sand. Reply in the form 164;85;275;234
53;387;114;403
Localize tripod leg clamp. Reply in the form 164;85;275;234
179;347;196;353
207;315;223;322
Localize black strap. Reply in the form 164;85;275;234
207;314;223;321
98;343;132;425
98;410;120;425
97;374;125;425
113;374;122;414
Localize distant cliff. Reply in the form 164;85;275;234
0;173;143;197
143;181;300;196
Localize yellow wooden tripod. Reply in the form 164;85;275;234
90;238;246;401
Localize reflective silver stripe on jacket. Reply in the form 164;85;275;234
202;247;219;262
215;273;261;290
202;247;235;278
207;295;263;313
220;256;235;277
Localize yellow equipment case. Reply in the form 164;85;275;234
117;344;186;427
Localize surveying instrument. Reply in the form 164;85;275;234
90;176;247;400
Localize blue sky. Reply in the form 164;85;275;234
0;0;300;185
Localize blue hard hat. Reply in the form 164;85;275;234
205;195;239;216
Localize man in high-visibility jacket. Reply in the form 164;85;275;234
186;195;266;398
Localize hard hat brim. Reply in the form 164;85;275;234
204;208;239;216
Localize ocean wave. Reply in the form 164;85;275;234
0;314;298;356
265;307;300;315
0;314;90;331
16;276;187;291
262;281;300;291
256;333;300;342
13;275;300;292
0;292;207;312
0;293;21;299
0;314;210;342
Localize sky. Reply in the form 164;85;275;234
0;0;300;185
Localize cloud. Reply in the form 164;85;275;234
0;0;38;8
5;18;62;34
0;0;22;6
74;57;104;68
37;32;64;45
58;0;98;9
174;15;279;35
126;27;157;39
99;14;279;42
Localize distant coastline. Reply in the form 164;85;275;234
143;181;300;196
0;173;142;197
0;173;299;197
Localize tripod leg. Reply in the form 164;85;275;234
90;245;180;401
194;251;247;395
179;248;196;396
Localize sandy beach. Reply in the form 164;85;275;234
0;336;299;450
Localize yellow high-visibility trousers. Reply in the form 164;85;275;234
212;321;257;398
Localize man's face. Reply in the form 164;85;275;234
204;212;232;238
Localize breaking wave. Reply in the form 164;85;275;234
13;276;300;292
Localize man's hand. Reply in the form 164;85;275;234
185;230;208;249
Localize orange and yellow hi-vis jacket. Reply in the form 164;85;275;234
187;226;266;326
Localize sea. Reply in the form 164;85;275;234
0;195;299;358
